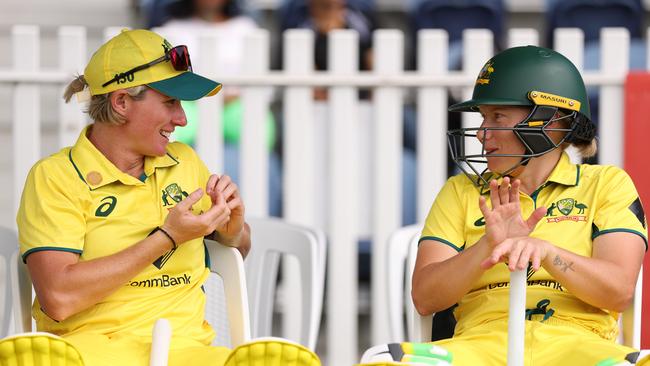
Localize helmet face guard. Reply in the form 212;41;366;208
447;104;576;192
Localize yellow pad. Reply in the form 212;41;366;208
0;332;84;366
224;338;321;366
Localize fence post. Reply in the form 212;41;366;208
460;30;493;164
599;28;629;167
195;30;224;174
12;25;41;215
371;29;404;346
283;29;317;228
327;29;360;366
554;28;585;164
508;28;539;47
281;29;317;344
58;26;87;148
417;29;448;222
240;29;270;217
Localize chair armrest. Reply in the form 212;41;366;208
205;239;251;346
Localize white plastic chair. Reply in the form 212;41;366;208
203;238;251;347
244;217;326;350
0;227;18;338
386;224;421;342
151;238;252;366
10;237;250;366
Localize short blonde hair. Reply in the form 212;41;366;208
63;75;147;125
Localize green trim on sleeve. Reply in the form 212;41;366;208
592;228;648;251
419;236;465;252
22;247;83;263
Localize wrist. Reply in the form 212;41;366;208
215;228;244;247
156;226;177;250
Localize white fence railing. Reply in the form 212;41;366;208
0;25;644;365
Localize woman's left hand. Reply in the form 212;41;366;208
206;174;245;244
480;236;551;272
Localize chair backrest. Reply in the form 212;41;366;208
409;0;505;43
0;227;19;338
546;0;643;45
6;227;34;335
244;217;326;350
203;239;251;347
408;0;504;70
404;231;434;342
385;224;421;342
621;267;643;349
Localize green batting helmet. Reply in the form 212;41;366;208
449;45;591;121
447;46;595;190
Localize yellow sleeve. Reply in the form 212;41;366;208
420;176;468;252
592;167;648;250
16;158;88;262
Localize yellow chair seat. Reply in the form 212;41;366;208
0;332;84;366
224;337;321;366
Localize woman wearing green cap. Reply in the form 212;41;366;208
13;29;320;366
361;46;648;365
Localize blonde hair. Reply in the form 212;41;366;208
63;75;147;125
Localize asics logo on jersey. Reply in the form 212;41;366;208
95;196;117;217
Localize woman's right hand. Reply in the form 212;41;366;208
479;177;546;248
161;188;231;245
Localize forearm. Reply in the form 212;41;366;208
31;231;174;321
412;237;492;314
542;245;636;312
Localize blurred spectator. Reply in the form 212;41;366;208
278;0;375;99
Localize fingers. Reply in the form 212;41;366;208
214;175;240;202
206;174;219;202
488;177;521;208
509;179;520;203
498;176;510;205
515;245;533;271
489;179;500;208
175;188;203;211
226;196;244;214
483;238;537;272
526;206;547;230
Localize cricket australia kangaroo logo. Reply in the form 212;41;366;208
546;197;588;223
161;183;189;207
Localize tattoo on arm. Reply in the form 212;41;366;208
552;255;575;273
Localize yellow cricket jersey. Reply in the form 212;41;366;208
16;126;216;344
420;152;647;340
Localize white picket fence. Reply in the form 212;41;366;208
0;25;644;365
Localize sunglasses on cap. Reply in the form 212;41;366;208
102;45;192;88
